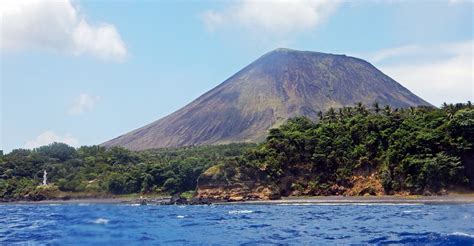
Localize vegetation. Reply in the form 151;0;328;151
220;102;474;196
1;102;473;201
0;143;255;200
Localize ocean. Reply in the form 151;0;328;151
1;203;473;245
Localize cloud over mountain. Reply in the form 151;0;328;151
363;41;473;106
202;0;339;35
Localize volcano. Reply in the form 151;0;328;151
102;48;430;150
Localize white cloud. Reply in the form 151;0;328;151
68;93;100;115
24;130;78;149
0;0;127;61
201;0;339;34
364;45;423;63
361;41;473;107
448;0;470;4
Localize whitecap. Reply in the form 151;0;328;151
351;203;424;206
450;232;474;238
277;203;316;206
228;210;253;214
93;218;109;224
402;210;422;213
277;203;424;206
177;215;185;218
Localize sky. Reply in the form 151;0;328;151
1;0;473;153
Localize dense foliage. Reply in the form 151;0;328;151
0;143;255;200
232;102;473;195
1;102;472;200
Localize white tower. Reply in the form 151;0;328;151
42;170;47;186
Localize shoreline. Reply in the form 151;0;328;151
220;195;474;205
2;194;474;205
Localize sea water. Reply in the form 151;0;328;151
1;203;473;245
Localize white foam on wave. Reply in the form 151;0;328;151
277;203;316;206
350;203;424;206
78;203;90;206
93;218;109;224
228;210;253;214
402;210;422;213
451;232;474;238
277;203;423;206
177;215;185;218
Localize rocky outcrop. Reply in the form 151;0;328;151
345;173;385;196
195;163;390;200
194;164;280;201
195;183;279;202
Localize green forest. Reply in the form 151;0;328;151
1;102;473;201
0;143;255;201
220;102;474;197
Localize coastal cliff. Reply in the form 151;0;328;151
195;165;385;201
194;165;280;201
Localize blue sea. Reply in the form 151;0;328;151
1;203;474;245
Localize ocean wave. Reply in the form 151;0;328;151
277;203;423;206
92;218;109;224
2;203;473;244
277;203;315;206
369;232;474;244
402;210;422;213
451;232;474;238
351;203;423;206
228;210;253;214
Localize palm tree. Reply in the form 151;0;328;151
384;105;392;116
409;106;416;115
355;102;367;116
344;107;353;117
372;101;380;114
446;103;456;119
338;108;344;120
326;107;337;121
317;111;323;121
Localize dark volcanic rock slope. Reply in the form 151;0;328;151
103;48;431;150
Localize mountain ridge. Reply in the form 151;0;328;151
102;48;431;150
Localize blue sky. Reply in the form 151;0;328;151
1;0;473;152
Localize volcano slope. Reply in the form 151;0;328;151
103;48;430;150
